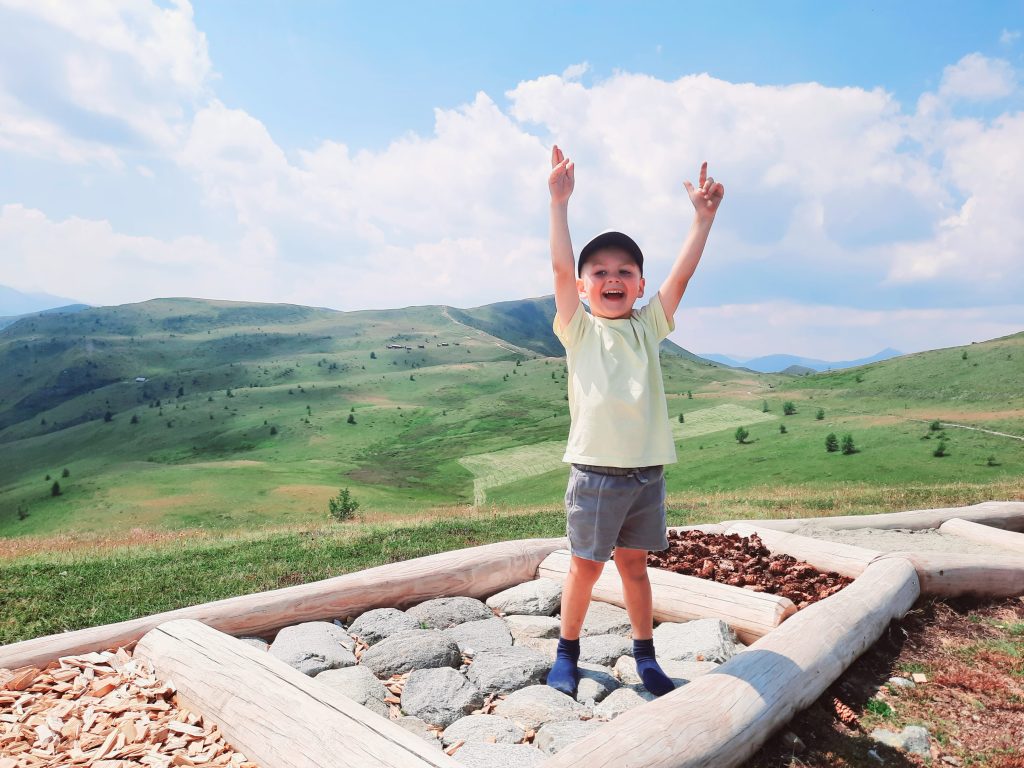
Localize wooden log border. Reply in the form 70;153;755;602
940;517;1024;555
135;619;459;768
0;536;566;670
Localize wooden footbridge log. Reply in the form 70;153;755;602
3;501;1023;768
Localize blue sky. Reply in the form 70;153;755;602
1;1;1022;358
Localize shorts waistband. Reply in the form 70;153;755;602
572;463;662;476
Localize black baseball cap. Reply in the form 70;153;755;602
578;231;644;276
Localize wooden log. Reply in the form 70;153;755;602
135;619;457;768
537;549;796;644
877;551;1024;597
723;522;881;579
939;517;1024;555
538;557;921;768
726;500;1024;533
0;537;566;670
667;523;728;535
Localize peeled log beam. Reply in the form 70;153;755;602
723;522;880;579
939;517;1024;555
538;549;796;644
878;551;1024;597
538;557;921;768
135;619;457;768
0;537;566;670
730;501;1024;533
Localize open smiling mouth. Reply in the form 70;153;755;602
602;289;625;299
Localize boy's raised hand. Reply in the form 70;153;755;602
549;145;575;205
683;162;725;220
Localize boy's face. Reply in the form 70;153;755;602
577;247;645;319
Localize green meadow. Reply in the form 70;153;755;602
0;296;1022;642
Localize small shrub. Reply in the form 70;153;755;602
779;424;787;434
815;408;825;420
735;426;749;444
328;488;360;521
104;410;114;422
687;390;693;399
783;401;797;416
933;440;949;458
854;373;864;383
62;468;70;478
961;350;968;360
825;433;839;453
987;455;999;467
841;434;856;455
51;481;61;497
678;413;684;423
865;698;893;718
130;414;139;424
929;420;942;431
370;351;377;359
346;413;356;425
762;400;769;413
270;425;278;435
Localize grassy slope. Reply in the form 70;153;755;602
1;299;1022;541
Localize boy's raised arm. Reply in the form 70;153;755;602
549;145;581;330
658;161;725;320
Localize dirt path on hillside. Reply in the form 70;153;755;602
440;307;532;355
907;418;1024;442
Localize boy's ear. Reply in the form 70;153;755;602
577;277;585;298
638;276;646;298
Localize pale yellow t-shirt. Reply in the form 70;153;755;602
553;293;677;468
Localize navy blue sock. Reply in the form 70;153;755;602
547;637;580;697
633;638;674;696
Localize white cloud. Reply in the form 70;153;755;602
0;204;279;306
1000;29;1020;45
676;301;1024;359
0;0;211;161
937;53;1016;102
561;62;590;81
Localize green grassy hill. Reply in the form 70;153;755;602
1;297;1021;539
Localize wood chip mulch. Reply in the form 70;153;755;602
0;647;258;768
646;530;853;608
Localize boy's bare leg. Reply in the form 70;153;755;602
614;546;674;696
548;554;604;697
612;547;654;639
559;555;605;639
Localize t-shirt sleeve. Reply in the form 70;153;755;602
553;304;589;349
638;292;675;341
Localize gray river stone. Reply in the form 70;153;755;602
466;647;550;695
401;667;484;728
453;742;546;768
492;685;590;731
359;629;461;678
505;615;562;641
315;665;389;718
444;617;514;654
594;686;656;720
579;634;632;666
406;597;493;629
580;601;632;637
535;719;605;755
268;621;356;676
653;619;738;663
576;662;620;704
486;579;563;616
394;716;443;749
348;607;420;645
441;714;525;747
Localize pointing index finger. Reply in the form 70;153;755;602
699;161;708;188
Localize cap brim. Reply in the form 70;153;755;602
578;231;644;276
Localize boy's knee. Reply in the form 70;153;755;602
568;555;605;581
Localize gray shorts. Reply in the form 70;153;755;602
564;464;669;562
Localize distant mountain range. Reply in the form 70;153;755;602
0;282;902;373
700;348;904;373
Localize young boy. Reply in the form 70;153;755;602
546;145;725;698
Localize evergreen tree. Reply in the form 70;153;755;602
825;433;839;452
